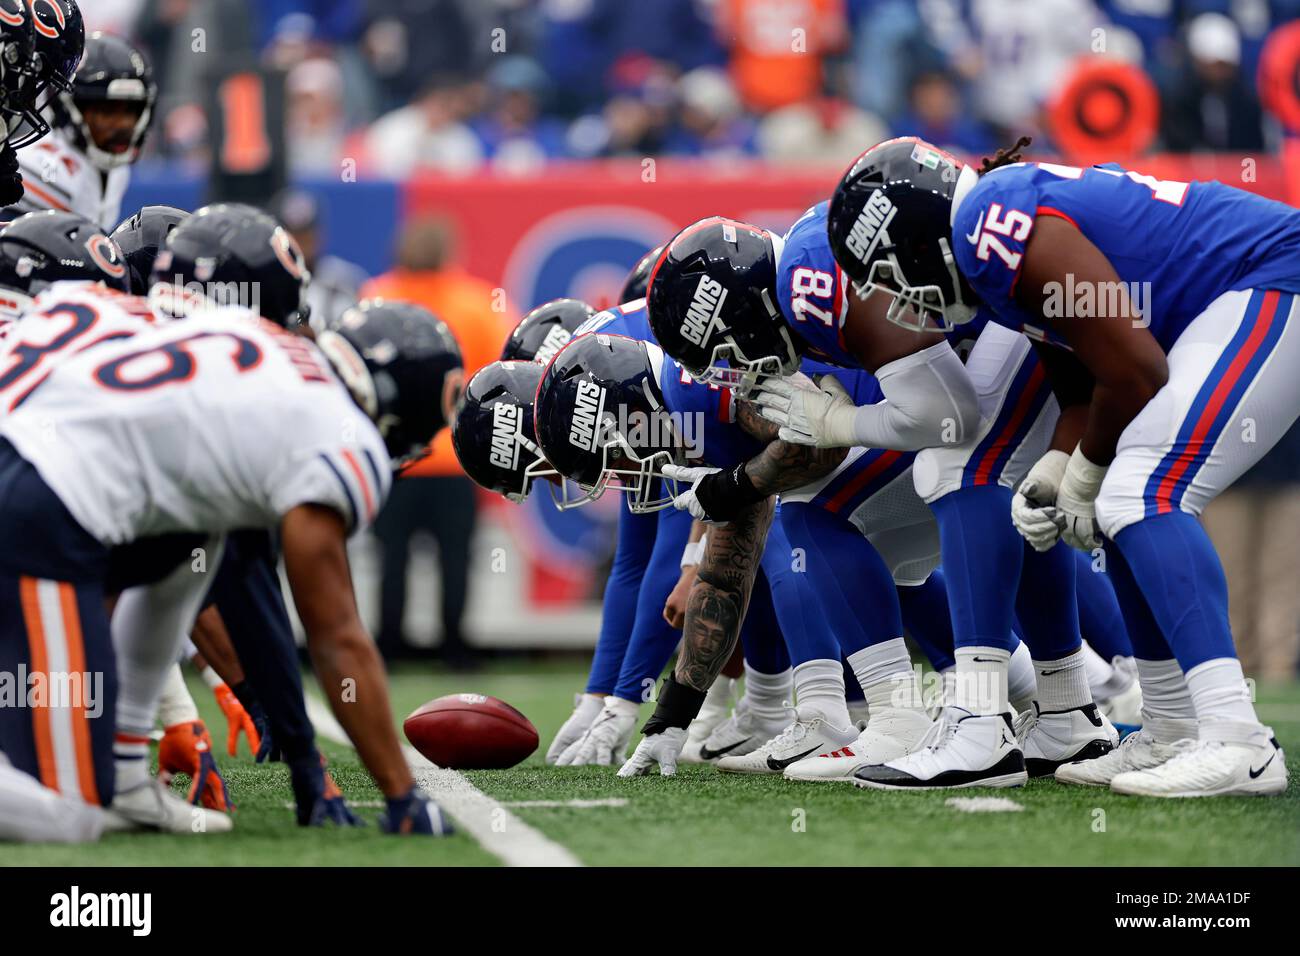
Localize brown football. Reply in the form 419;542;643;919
403;693;539;769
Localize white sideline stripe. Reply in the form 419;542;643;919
504;798;629;809
945;796;1024;813
305;695;582;867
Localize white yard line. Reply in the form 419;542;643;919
503;798;629;809
305;695;582;867
945;796;1024;813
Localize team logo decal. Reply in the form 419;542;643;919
680;274;728;347
270;227;306;280
85;235;126;279
845;190;896;265
568;380;605;451
489;402;523;471
29;0;64;38
0;3;24;27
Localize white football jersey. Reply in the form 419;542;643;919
0;293;391;545
8;129;130;229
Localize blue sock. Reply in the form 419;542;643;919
1015;540;1081;660
928;485;1021;650
896;570;956;671
1112;512;1233;671
1073;549;1133;659
612;506;695;701
739;567;791;674
1101;537;1174;660
585;501;657;695
776;501;902;656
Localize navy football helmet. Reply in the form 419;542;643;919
827;136;980;332
111;204;188;295
452;360;558;503
3;0;84;149
533;332;688;513
646;216;800;395
149;203;311;327
619;243;664;304
0;210;128;313
500;297;594;364
318;299;464;464
55;32;156;171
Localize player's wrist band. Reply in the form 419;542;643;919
641;674;708;735
680;535;707;568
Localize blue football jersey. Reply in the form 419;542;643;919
779;202;989;364
574;298;654;341
951;161;1300;351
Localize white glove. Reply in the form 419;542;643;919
556;696;639;766
616;727;689;777
1057;446;1107;552
660;463;721;521
545;693;604;765
1012;449;1069;552
751;373;859;448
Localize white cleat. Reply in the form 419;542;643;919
1015;703;1117;778
678;679;740;764
104;779;233;834
784;707;933;783
1110;734;1288;798
1054;727;1192;787
715;709;857;775
691;701;788;763
853;707;1027;790
1097;657;1143;728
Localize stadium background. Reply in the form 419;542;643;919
88;0;1300;680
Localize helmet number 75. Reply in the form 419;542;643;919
970;203;1033;271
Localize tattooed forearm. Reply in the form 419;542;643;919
675;498;774;691
735;398;847;494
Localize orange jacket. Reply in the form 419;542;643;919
361;268;515;477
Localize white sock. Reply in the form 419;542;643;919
1134;658;1197;743
701;676;736;712
1031;648;1092;712
792;659;851;727
1008;642;1037;712
0;756;104;843
743;663;791;722
1081;641;1117;698
847;638;925;712
952;646;1009;715
156;664;199;728
936;666;957;710
1185;658;1265;745
848;699;871;726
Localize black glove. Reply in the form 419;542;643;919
0;143;23;207
689;462;766;522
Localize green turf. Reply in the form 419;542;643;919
4;661;1298;866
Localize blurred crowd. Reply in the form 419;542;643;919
86;0;1300;178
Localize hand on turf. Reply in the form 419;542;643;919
616;727;688;777
158;720;232;811
751;373;857;448
212;682;261;758
557;696;639;766
546;693;604;765
380;786;453;836
289;751;361;827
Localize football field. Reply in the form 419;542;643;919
7;661;1300;867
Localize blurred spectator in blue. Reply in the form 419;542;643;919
1094;0;1178;84
472;57;570;172
364;74;484;177
1183;0;1300;87
258;0;365;53
674;68;758;159
567;55;693;158
269;189;370;332
848;0;930;122
538;0;617;117
892;69;994;156
1161;13;1264;151
608;0;726;73
362;0;482;114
